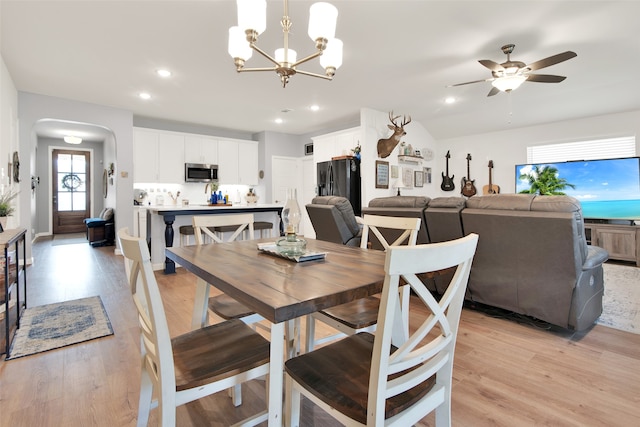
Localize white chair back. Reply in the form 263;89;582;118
360;214;421;250
118;229;177;412
368;233;479;425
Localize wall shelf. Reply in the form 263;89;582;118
397;155;423;165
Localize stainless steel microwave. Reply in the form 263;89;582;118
185;163;218;183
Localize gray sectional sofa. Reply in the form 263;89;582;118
360;194;609;331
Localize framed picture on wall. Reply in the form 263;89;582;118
424;167;432;184
390;165;399;179
414;170;424;187
375;160;389;189
403;167;413;189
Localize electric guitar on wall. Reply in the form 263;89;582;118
441;150;455;191
461;153;477;197
483;160;500;195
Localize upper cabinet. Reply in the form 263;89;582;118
312;127;361;163
218;139;258;185
133;128;184;183
134;127;257;185
184;135;219;165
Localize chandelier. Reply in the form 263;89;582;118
228;0;343;88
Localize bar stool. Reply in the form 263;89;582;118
214;221;273;240
179;225;195;246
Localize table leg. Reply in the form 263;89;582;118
268;321;285;426
163;214;176;274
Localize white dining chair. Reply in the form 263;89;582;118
117;228;270;427
285;233;479;427
305;214;421;352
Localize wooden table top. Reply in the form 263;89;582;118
166;238;386;324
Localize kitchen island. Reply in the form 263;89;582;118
145;204;283;273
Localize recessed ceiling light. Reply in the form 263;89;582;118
309;104;320;112
445;96;456;104
156;69;172;78
64;136;82;144
139;92;151;100
275;118;283;124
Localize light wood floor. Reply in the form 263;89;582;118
1;237;639;426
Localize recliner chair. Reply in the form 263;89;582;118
306;196;362;247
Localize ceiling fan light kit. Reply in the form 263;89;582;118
450;43;577;96
228;0;343;88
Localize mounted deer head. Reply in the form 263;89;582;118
377;111;411;158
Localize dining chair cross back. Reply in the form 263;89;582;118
305;214;422;352
286;233;479;427
117;228;270;427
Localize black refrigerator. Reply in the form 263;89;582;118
317;158;361;216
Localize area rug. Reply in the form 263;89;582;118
52;233;88;246
597;263;640;334
7;296;113;359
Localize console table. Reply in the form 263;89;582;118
584;222;640;266
1;228;27;356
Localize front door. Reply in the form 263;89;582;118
52;149;91;234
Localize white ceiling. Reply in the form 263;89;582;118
2;1;640;141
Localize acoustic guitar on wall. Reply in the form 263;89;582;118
461;153;477;197
441;150;455;191
483;160;500;195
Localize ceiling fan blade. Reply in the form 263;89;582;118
487;87;500;97
526;51;577;71
479;59;504;72
447;78;493;87
526;74;567;83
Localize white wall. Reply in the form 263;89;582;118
360;108;438;204
18;92;133;258
0;55;20;228
436;110;640;196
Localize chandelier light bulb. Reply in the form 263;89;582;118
228;26;252;61
320;38;343;71
237;0;266;35
275;48;297;65
308;2;338;42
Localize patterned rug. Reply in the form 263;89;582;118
7;296;113;359
597;263;640;334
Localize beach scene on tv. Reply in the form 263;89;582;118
516;157;640;221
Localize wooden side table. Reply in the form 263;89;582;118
1;228;27;356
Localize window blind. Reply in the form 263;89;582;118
527;136;636;163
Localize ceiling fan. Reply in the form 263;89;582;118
449;44;577;96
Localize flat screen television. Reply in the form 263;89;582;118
515;157;640;221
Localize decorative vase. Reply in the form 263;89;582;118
0;216;7;231
276;188;306;256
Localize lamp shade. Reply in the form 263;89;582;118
320;38;343;70
228;26;253;60
275;48;297;64
492;75;527;92
308;2;338;41
237;0;266;35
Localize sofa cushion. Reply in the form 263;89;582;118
101;207;114;221
530;195;581;213
368;196;430;208
428;197;466;209
465;194;535;211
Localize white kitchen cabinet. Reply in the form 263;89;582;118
133;128;184;183
217;139;258;185
184;135;219;165
133;129;159;182
312;127;361;163
238;140;259;185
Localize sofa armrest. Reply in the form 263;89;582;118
583;246;609;270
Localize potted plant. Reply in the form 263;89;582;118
0;187;19;230
245;188;258;204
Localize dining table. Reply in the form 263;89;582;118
165;237;387;426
